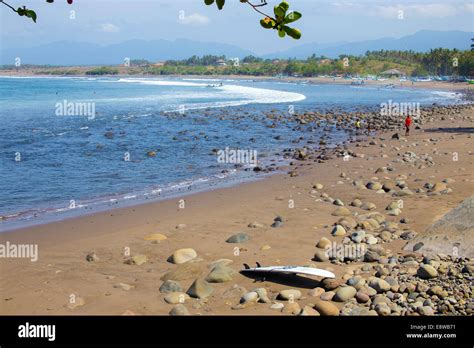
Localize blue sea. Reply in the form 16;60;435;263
0;76;464;230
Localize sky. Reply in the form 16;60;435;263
1;0;473;55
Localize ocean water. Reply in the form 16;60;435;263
0;76;463;230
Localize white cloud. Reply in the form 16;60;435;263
464;3;474;13
331;2;463;19
178;13;210;26
100;23;120;33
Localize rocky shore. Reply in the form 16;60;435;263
0;102;472;316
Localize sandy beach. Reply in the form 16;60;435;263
0;96;472;316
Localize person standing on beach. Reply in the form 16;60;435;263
355;119;361;129
405;115;412;136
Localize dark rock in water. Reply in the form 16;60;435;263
104;131;114;139
226;233;250;243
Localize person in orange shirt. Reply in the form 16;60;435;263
405;115;412;136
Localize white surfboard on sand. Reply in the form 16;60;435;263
241;264;335;279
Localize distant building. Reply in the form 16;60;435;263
216;59;227;66
319;59;332;65
153;62;165;67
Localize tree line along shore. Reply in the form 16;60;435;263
1;49;473;79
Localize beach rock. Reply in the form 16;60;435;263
313;300;339;316
159;280;183;294
299;306;320;316
260;245;271;250
164;293;190;304
418;306;435;316
313;183;324;190
332;207;351;216
226;233;250;243
364;249;381;262
365;235;378;245
279;289;302;301
187;278;214;299
338;217;358;230
320;291;335;301
333;199;344;206
413;242;424;252
254;288;271;303
176;223;187;229
114;283;134;291
356;291;370;303
222;285;248;299
161;262;203;281
429;182;447;193
206;264;234;283
169;304;190;316
270;303;284;310
331;225;347;236
366;182;383;190
361;202;376;211
313;249;329;262
417;264;438;279
86;252;99;262
369;278;391;293
334;286;357;302
124;254;148;266
374;303;391;316
282;302;301;315
317;237;332;249
351;230;366;244
350;199;363;208
386;201;402;211
241;291;259;304
404;195;474;257
386;209;401;216
170;248;197;264
248;222;264;228
308;287;325;297
144;233;167;242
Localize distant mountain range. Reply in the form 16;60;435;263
1;30;472;66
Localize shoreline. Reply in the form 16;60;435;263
1;99;470;232
0;102;472;315
1;72;471;93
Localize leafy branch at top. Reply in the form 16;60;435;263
204;0;302;39
0;0;37;22
1;0;302;40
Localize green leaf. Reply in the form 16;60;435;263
284;11;301;24
26;10;37;23
283;26;301;39
274;1;289;19
216;0;225;10
204;0;215;5
278;27;286;38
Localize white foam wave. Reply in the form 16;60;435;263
117;78;206;87
115;78;306;110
